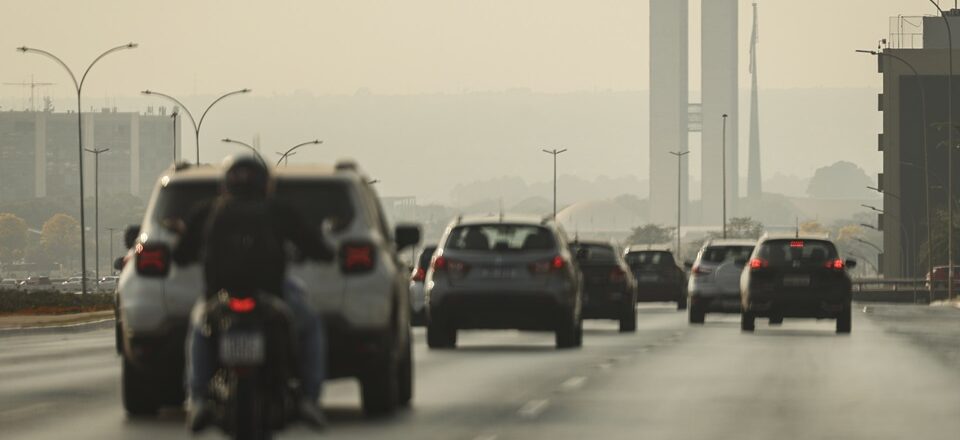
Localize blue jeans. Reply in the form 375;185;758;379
186;277;326;401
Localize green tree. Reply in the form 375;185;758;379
725;217;764;239
0;213;29;264
41;214;81;268
626;224;675;245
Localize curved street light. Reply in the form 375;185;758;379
221;138;266;164
276;139;322;166
142;88;251;165
928;0;955;300
16;42;138;295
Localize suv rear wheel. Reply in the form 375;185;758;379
122;358;161;416
398;335;413;406
426;321;457;349
740;310;755;332
836;304;852;334
619;308;637;332
688;305;705;324
556;316;581;349
361;354;400;416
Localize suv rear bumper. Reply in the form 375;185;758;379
637;283;683;302
689;293;741;313
430;292;574;331
745;290;850;318
582;291;632;319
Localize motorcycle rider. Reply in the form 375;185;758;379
173;154;334;431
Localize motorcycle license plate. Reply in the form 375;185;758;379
219;331;265;366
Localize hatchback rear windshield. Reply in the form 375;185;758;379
625;251;674;267
274;179;354;230
446;224;555;252
572;244;618;263
700;246;754;264
757;240;838;265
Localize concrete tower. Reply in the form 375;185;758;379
649;0;689;226
701;0;739;226
747;1;762;199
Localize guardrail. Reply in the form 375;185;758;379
852;278;953;304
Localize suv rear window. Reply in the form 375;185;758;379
274;179;354;230
152;181;219;224
625;251;674;267
700;246;754;264
572;243;618;263
757;240;837;266
446;224;555;252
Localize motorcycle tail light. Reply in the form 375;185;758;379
228;297;256;313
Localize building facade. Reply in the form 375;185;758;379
0;108;178;205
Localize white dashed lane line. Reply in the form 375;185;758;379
559;375;587;392
517;399;550;419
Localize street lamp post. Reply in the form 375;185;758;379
107;227;117;275
276;140;322;166
858;49;933;296
85;147;109;282
221;138;266;163
722;114;729;239
17;42;138;295
863;204;913;277
171;111;178;163
276;151;296;166
669;150;689;256
928;1;955;300
542;148;568;220
142;88;251;165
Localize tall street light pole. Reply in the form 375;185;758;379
276;151;297;166
669;151;689;256
17;42;138;295
221;138;266;164
106;227;117;275
542;148;568;220
84;147;109;282
928;1;955;300
722;114;729;239
142;88;251;165
863;204;913;276
276;139;322;166
858;49;933;296
170;111;178;163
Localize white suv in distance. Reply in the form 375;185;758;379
687;239;756;324
115;161;420;417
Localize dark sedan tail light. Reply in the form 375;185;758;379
135;243;169;277
341;242;376;274
411;267;426;282
825;259;845;270
529;255;566;274
749;258;769;271
609;267;626;283
433;256;469;275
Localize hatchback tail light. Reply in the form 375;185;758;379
749;258;769;271
825;259;845;270
691;264;712;276
433;256;469;274
529;255;566;274
341;243;376;274
411;267;426;282
135;243;169;277
609;267;626;283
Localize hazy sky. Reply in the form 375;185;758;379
0;0;936;99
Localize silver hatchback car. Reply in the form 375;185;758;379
425;216;583;349
687;239;756;324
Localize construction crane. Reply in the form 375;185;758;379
3;75;55;111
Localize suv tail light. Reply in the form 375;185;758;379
825;259;845;270
529;255;566;274
341;243;376;274
135;243;169;277
433;256;469;274
411;267;426;282
749;258;769;271
609;267;626;283
691;264;712;276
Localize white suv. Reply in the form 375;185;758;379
115;161;420;416
687;239;756;324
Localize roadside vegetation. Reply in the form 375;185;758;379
0;290;112;315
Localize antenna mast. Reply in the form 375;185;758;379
3;75;55;111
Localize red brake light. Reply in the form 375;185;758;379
228;297;256;313
433;256;468;274
433;256;447;271
552;255;566;270
749;258;768;270
530;255;566;274
411;267;426;282
692;264;712;275
135;243;169;277
341;243;375;273
826;259;845;270
609;267;626;283
790;240;804;248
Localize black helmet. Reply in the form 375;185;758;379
221;154;271;198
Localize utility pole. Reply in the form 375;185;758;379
107;227;117;275
542;148;568;220
722;114;729;239
171;111;178;163
929;1;955;300
670;151;690;256
85;147;109;283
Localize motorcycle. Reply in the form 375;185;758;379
204;290;300;440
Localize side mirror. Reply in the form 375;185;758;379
113;257;126;271
123;225;141;249
394;224;421;251
845;258;858;269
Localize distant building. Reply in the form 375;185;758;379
874;12;960;277
0;108;178;204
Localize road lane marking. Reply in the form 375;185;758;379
0;402;55;422
518;399;550;419
595;362;613;370
473;434;499;440
560;376;587;392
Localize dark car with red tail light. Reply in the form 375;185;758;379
570;241;637;332
739;235;856;333
624;247;687;309
408;245;436;326
425;216;583;349
116;161;420;417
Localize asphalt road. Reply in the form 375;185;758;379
2;304;959;440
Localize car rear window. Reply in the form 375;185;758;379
274;179;355;230
446;224;555;252
757;240;837;266
700;246;754;264
417;246;437;268
152;181;219;224
625;251;674;267
572;244;618;263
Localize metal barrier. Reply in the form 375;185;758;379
851;278;952;304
